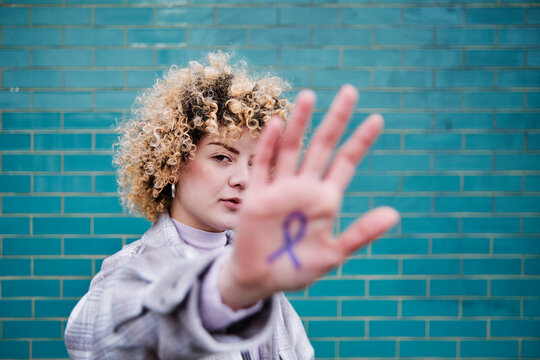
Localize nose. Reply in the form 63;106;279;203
229;161;250;189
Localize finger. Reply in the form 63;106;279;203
300;85;358;176
336;206;399;257
325;114;384;190
250;116;282;186
274;90;315;178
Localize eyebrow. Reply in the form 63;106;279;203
208;141;239;155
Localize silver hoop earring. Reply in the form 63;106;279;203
171;183;176;199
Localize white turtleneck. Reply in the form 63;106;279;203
171;218;264;342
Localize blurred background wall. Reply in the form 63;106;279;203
0;0;539;359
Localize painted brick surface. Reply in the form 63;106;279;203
1;1;539;359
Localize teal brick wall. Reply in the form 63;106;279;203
1;1;539;359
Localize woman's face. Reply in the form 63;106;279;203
170;130;258;232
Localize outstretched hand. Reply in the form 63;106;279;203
220;85;400;309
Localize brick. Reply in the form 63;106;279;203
491;279;540;296
0;259;30;276
65;237;123;255
467;49;524;66
369;280;426;296
34;92;92;109
3;196;61;214
95;133;117;150
95;91;138;109
522;341;540;358
496;196;540;213
461;341;518;358
310;341;334;358
0;134;30;150
404;259;460;275
64;155;114;172
374;196;430;213
463;300;520;317
343;7;401;24
33;7;91;25
94;217;150;234
525;176;540;191
524;300;540;316
434;154;492;170
494;238;540;255
274;69;309;88
313;28;371;46
341;196;370;213
464;175;521;191
281;49;339;67
32;340;69;358
371;238;428;255
402;300;458;317
0;217;29;234
400;341;456;358
376;28;433;45
63;279;91;297
344;50;401;67
35;134;92;150
252;28;309;45
157;7;213;25
308;320;364;337
0;7;29;25
3;29;61;46
156;49;211;66
402;218;459;234
500;29;540;45
496;154;540;170
405;133;461;150
289;300;337;317
3;320;61;339
491;320;540;337
65;196;122;213
3;237;61;255
0;341;29;359
404;91;461;108
34;258;92;276
463;217;520;234
4;70;62;88
0;92;31;109
0;50;30;67
34;175;92;192
435;196;492;212
437;29;494;45
33;217;91;235
467;134;524;150
190;29;247;46
308;279;364;297
464;259;521;275
370;320;425;337
2;280;59;297
66;29;123;46
3;154;61;171
96;49;154;67
530;50;540;66
340;340;396;358
0;300;32;318
404;49;462;67
374;70;432;88
313;70;370;88
64;112;119;129
0;175;31;192
529;134;540;150
431;279;487;296
431;320;486;337
95;7;152;25
126;71;158;88
355;91;401;109
65;70;124;88
528;92;540;108
342;300;397;317
34;49;92;67
403;175;460;192
281;7;337;24
405;7;462;25
525;258;540;275
466;7;524;25
436;70;493;88
372;155;430;170
499;70;540;87
433;237;490;254
497;113;539;129
342;259;399;275
2;112;60;130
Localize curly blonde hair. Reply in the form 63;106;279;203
114;51;291;221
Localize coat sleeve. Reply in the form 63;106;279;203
65;245;276;360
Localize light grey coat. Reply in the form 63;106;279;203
65;212;314;360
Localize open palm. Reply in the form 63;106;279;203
220;85;399;309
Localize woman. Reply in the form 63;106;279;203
65;51;399;359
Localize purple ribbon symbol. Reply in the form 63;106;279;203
267;211;307;270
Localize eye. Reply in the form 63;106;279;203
213;154;232;163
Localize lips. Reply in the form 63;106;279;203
221;197;242;210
